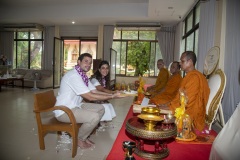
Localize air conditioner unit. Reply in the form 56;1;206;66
115;22;161;31
2;23;44;31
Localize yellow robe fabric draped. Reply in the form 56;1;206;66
169;70;210;131
150;72;182;105
150;68;169;95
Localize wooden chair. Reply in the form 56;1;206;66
205;69;226;130
33;90;81;158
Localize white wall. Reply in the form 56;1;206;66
59;25;98;37
43;25;100;69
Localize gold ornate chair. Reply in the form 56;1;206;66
34;90;81;158
205;69;226;130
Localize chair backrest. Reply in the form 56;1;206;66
34;90;56;111
205;69;226;127
168;62;173;72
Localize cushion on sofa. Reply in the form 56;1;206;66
15;69;27;75
23;71;33;79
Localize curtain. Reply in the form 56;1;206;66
103;25;114;62
156;27;175;67
197;0;217;72
174;22;183;61
222;0;240;122
0;32;14;64
43;26;55;70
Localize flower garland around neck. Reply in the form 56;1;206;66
101;77;106;88
75;65;89;86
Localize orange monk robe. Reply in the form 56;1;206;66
150;67;169;95
150;72;182;105
169;70;210;131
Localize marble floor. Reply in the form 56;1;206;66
0;86;222;160
0;87;135;160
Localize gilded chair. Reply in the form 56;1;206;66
33;90;81;158
205;69;226;130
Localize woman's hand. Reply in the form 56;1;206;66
112;92;127;98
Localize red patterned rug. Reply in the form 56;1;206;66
106;105;217;160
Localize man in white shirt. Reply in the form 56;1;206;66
54;53;122;149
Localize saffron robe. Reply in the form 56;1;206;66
150;67;169;95
150;72;182;105
169;70;210;131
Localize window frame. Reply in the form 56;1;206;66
13;31;44;69
181;2;200;55
112;29;161;77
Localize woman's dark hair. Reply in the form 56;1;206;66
91;60;110;89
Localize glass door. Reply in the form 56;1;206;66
63;40;80;75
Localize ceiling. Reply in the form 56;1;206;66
0;0;198;27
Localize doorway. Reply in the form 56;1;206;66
53;38;98;88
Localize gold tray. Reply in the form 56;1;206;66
175;132;197;142
137;114;164;121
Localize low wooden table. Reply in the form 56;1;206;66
126;117;177;159
0;77;24;91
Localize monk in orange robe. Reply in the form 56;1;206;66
150;61;182;105
147;59;169;96
167;51;210;131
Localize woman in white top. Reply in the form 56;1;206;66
90;60;116;121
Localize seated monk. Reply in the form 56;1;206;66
160;51;210;132
150;61;182;106
147;59;169;96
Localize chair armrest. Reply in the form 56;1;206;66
34;106;78;126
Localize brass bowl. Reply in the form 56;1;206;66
137;114;164;131
141;106;160;116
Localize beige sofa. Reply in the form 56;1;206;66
14;69;53;89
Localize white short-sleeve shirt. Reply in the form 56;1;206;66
90;78;101;87
54;69;96;117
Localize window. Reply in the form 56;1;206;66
181;2;200;57
112;29;161;77
13;31;43;69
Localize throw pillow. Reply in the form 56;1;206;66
23;72;33;79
